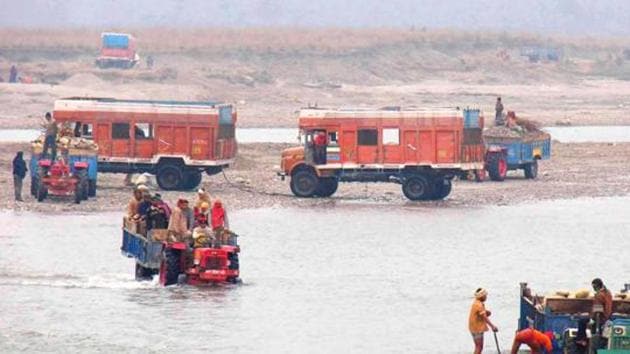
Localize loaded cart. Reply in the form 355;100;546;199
518;283;630;353
484;127;551;181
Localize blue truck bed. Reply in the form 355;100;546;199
485;133;551;168
121;229;163;269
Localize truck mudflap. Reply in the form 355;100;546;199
121;229;163;269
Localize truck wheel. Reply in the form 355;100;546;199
315;177;338;197
182;171;202;191
156;163;184;190
431;178;452;200
487;153;508;181
88;179;97;197
402;175;432;201
290;170;318;197
524;160;538;179
135;263;155;281
159;248;182;286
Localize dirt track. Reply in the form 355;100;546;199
3;141;630;213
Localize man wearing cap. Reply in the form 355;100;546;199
469;288;498;354
127;186;146;218
510;328;553;354
168;199;193;241
195;188;211;209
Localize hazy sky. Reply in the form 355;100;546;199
2;0;630;35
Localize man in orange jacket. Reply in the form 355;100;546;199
510;328;553;354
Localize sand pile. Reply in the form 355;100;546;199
62;73;105;87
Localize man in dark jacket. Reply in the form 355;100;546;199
12;151;28;201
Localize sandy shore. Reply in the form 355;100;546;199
2;141;629;213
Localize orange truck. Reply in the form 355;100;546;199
278;107;485;200
53;98;237;190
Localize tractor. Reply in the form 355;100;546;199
34;158;89;204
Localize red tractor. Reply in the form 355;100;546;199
35;159;89;204
159;242;240;286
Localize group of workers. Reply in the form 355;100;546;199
127;186;230;248
470;278;614;354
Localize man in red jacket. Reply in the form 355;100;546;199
312;130;327;164
211;199;229;246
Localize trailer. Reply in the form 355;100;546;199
278;107;486;201
518;283;630;353
484;132;551;181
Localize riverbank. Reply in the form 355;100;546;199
2;141;630;213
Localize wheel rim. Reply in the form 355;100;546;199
498;158;507;177
408;179;425;196
297;176;315;193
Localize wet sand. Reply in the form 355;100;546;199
2;141;630;213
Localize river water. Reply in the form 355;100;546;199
1;197;629;353
1;126;630;144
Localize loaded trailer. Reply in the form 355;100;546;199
484;129;551;181
518;283;630;353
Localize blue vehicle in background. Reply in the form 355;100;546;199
483;129;551;181
518;283;630;353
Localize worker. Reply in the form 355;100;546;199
9;65;17;83
495;97;504;126
469;288;499;354
195;188;212;209
12;151;27;202
313;130;327;164
194;201;210;227
152;193;171;219
168;198;193;241
41;112;58;161
192;220;213;248
211;198;229;246
510;328;553;354
591;277;613;348
127;184;149;218
147;197;168;230
137;191;153;218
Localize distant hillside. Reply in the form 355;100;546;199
2;0;630;36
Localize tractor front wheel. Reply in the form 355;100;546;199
524;160;538;179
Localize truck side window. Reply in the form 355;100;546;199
328;131;338;145
81;123;93;138
382;128;400;145
112;123;130;139
134;123;153;139
358;129;378;146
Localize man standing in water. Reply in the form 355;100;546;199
469;288;499;354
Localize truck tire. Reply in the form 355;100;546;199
315;177;338;197
135;263;155;281
431;178;452;200
487;152;508;181
88;179;97;197
290;170;318;198
156;163;184;191
182;171;202;191
524;160;538;179
160;248;182;286
402;175;433;201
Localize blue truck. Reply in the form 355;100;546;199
484;131;551;181
518;283;630;353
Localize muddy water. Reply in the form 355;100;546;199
1;197;629;353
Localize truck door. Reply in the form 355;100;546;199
382;128;402;164
96;123;111;156
340;130;356;163
356;128;378;164
111;122;130;157
403;130;418;162
191;127;210;160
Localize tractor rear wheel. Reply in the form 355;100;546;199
402;175;433;201
487;152;508;181
182;171;202;191
160;248;182;286
135;263;155;281
156;163;184;191
431;178;452;200
290;170;318;198
524;160;538;179
74;184;82;204
315;177;338;197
